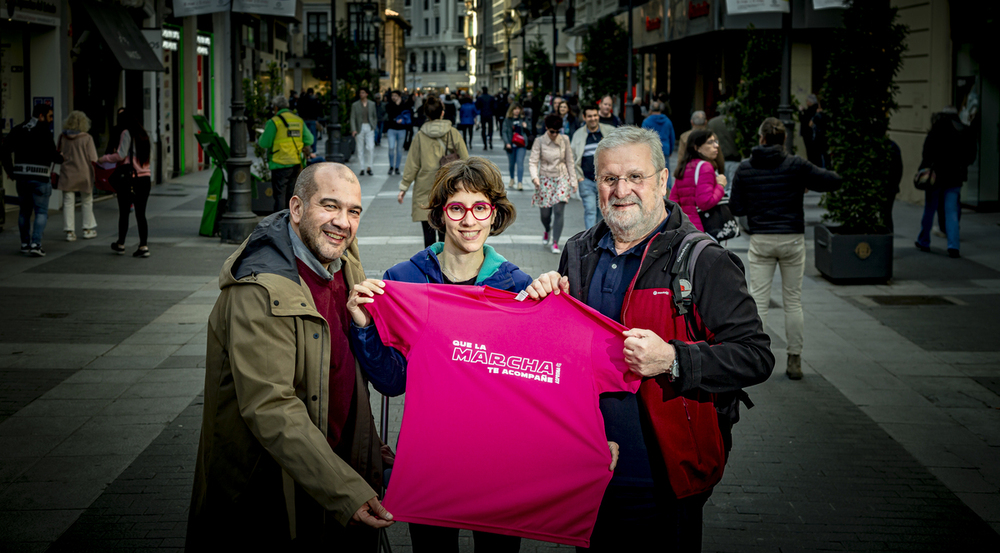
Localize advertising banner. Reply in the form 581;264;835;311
813;0;847;10
725;0;789;15
173;0;231;18
232;0;296;18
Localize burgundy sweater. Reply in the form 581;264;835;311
296;259;356;450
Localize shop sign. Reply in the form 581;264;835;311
813;0;846;9
162;29;180;52
645;17;662;31
689;1;710;19
4;0;60;26
725;0;789;15
232;0;296;18
197;34;211;56
173;0;230;17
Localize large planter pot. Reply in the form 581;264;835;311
814;224;893;282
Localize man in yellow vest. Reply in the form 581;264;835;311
259;95;315;212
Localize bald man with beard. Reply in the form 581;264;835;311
187;163;393;549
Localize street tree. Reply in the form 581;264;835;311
579;16;630;107
524;40;552;100
820;0;907;233
723;28;782;159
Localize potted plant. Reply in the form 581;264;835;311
815;0;907;282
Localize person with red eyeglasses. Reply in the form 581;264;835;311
346;156;530;552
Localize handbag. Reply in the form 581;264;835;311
437;129;460;168
693;160;740;241
109;136;137;191
914;167;936;190
94;162;116;192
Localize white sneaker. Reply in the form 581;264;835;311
508;178;515;189
516;181;523;191
82;229;97;239
551;243;560;255
933;229;947;238
65;231;77;242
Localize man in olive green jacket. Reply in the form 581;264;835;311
187;163;392;549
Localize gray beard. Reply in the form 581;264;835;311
601;196;662;244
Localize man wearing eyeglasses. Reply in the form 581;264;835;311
526;127;774;552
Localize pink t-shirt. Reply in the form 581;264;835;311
366;281;641;547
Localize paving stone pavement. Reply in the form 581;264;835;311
1;139;998;551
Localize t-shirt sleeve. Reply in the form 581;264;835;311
561;295;642;394
364;280;430;357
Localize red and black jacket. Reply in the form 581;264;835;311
558;200;774;433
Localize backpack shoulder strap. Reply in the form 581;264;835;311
669;231;716;316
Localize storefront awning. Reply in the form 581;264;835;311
81;1;163;72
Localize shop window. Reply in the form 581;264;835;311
260;18;271;53
306;12;329;54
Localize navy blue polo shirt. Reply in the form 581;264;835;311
587;215;669;487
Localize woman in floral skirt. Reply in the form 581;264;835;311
529;114;577;254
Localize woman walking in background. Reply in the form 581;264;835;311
58;110;99;242
669;129;726;232
100;108;152;258
557;101;580;136
501;103;528;190
529;114;577;255
915;107;977;258
399;96;470;247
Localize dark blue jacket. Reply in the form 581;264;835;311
349;243;532;396
459;101;479;125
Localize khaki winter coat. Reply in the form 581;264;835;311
57;132;97;193
399;119;469;222
187;212;383;548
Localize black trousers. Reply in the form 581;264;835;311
481;118;494;146
421;221;444;248
577;485;710;552
114;176;152;247
409;523;521;553
271;165;301;213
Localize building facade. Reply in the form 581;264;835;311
404;0;471;92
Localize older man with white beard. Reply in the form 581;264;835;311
526;127;773;552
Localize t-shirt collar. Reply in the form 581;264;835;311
288;223;341;280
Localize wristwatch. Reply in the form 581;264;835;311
667;358;680;382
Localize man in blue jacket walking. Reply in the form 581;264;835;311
641;101;675;186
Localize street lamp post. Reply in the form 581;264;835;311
325;0;344;163
516;4;529;96
503;12;514;92
625;0;634;125
220;11;258;243
550;6;557;99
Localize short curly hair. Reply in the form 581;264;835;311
426;157;517;236
63;110;91;133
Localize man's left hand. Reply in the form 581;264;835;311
621;328;676;378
